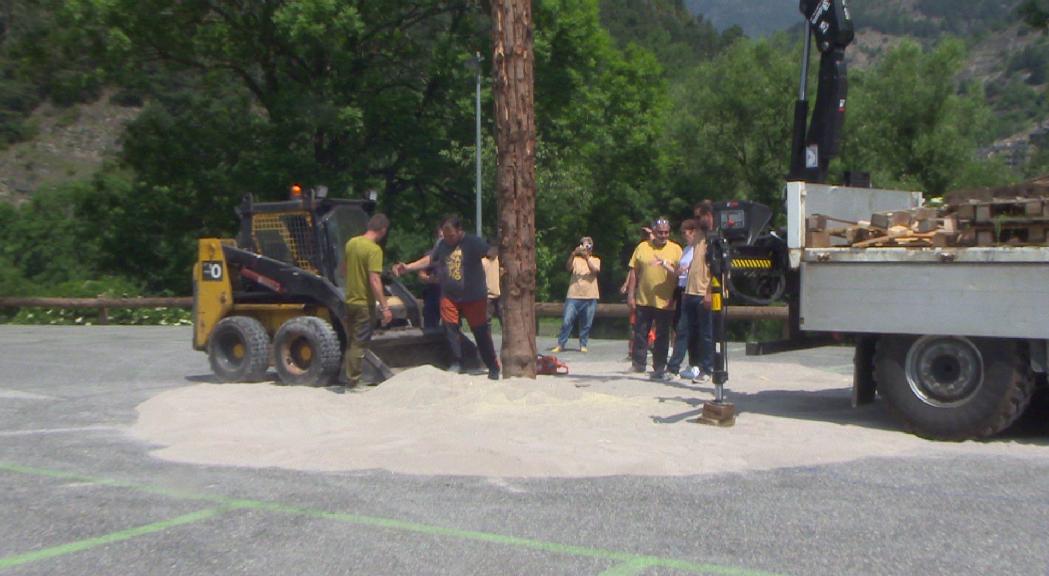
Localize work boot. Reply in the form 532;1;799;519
550;344;562;353
579;345;588;353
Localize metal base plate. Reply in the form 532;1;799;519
694;401;736;427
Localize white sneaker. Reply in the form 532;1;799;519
679;366;700;380
691;373;712;384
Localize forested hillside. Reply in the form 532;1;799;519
850;0;1021;38
686;0;795;37
680;1;1049;151
0;0;1047;312
686;0;1025;38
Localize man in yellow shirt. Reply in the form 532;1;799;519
627;217;682;380
551;236;600;353
343;213;394;387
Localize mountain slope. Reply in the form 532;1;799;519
685;0;797;37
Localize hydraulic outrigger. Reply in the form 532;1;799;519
696;0;854;426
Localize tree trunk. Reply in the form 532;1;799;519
491;0;537;378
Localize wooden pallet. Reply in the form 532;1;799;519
948;197;1049;246
807;181;1049;249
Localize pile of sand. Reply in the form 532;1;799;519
130;362;1044;478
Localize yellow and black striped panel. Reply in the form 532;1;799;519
731;258;773;270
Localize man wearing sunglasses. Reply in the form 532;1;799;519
626;217;683;380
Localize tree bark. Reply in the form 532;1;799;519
491;0;537;378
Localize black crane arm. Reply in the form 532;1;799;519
789;0;855;183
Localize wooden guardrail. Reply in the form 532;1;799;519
0;297;193;325
0;297;787;324
532;302;788;321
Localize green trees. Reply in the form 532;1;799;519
0;0;1041;309
0;0;675;299
599;0;722;69
840;40;1011;196
665;36;799;212
1019;0;1049;31
67;0;487;202
530;0;670;299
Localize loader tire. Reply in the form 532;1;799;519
874;335;1034;440
273;316;341;386
208;316;270;383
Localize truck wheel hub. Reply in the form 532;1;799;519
905;336;983;408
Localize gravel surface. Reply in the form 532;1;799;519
1;326;1047;576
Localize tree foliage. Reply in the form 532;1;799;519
1019;0;1049;31
0;0;672;298
840;39;1010;196
665;36;799;214
0;0;1039;306
599;0;723;71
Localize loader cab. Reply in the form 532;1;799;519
235;192;375;287
319;205;371;289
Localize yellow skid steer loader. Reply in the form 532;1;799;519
192;188;478;385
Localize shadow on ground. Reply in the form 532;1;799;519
649;386;899;432
650;384;1049;445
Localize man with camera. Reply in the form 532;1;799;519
551;236;601;353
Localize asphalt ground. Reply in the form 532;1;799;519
1;326;1048;575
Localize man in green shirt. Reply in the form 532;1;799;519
343;213;393;386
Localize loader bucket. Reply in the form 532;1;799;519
363;327;482;383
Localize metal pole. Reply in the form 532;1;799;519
475;51;483;237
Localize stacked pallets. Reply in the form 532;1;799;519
804;176;1049;249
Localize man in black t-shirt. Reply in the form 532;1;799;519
394;215;500;380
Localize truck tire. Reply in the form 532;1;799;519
273;316;341;386
208;316;270;383
874;335;1034;440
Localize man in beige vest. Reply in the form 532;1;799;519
683;201;715;383
551;236;601;353
482;246;502;328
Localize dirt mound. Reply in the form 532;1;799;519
130;362;1045;478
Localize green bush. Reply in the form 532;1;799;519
4;276;192;326
0;77;42;147
12;306;191;326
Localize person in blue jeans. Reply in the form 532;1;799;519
682;202;716;382
552;236;601;353
667;220;699;378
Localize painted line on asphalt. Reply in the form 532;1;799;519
0;388;54;401
0;462;786;576
0;508;223;570
0;426;122;437
598;558;654;575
